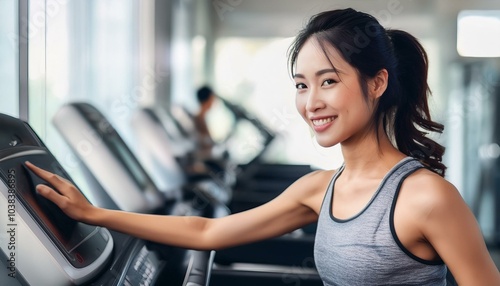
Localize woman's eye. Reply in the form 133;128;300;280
295;83;307;90
322;79;337;86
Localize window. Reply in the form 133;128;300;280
0;0;19;117
26;0;152;202
457;10;500;57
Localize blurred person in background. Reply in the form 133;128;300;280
194;85;217;153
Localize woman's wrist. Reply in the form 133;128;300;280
83;205;106;226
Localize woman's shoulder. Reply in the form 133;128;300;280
284;168;338;210
399;167;465;216
304;168;338;180
299;168;338;190
404;167;458;195
272;169;338;201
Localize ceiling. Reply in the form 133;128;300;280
213;0;500;39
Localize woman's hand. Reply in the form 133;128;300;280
25;161;97;223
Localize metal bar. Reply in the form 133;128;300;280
18;0;29;121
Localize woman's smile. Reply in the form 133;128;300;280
311;116;338;132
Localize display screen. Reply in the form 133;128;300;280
0;147;107;268
106;135;150;191
76;103;152;191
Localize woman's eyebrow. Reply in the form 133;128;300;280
293;68;342;79
293;73;305;79
316;68;341;76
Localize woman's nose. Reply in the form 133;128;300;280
305;88;325;112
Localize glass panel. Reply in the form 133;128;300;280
0;0;19;117
27;0;144;203
28;0;47;137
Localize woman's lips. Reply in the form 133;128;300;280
311;116;337;132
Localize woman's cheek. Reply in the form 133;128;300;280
295;95;308;120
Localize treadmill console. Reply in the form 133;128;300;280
0;114;113;285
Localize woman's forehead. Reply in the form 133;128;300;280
294;38;351;75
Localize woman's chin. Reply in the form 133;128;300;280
314;137;339;148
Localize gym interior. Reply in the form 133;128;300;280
1;0;500;285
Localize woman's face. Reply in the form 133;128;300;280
294;38;376;147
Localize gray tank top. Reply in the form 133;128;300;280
314;157;447;285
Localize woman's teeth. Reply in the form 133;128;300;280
312;117;336;126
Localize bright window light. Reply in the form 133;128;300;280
457;10;500;57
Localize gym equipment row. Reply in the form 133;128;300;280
0;99;321;286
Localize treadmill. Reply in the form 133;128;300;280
53;102;229;286
0;114;114;285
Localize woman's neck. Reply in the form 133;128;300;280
339;127;406;180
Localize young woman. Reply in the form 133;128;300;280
27;8;500;285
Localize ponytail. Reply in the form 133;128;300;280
385;30;446;176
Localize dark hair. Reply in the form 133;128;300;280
288;8;446;176
197;86;214;103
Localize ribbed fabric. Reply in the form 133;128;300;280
314;157;447;286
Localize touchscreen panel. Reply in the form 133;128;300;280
0;147;108;268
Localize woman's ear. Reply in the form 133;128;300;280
368;69;389;99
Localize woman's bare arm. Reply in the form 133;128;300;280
25;161;329;250
417;173;500;285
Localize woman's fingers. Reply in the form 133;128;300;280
26;162;91;221
36;184;66;207
25;161;69;195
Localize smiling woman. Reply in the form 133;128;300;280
285;8;500;285
293;42;375;147
289;8;446;176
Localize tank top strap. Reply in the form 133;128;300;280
320;157;424;219
374;157;425;205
